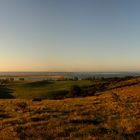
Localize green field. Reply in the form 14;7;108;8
5;80;93;99
1;76;137;99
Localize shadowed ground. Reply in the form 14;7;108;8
0;87;14;98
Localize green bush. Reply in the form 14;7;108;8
68;85;82;97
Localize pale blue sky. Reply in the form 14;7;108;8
0;0;140;72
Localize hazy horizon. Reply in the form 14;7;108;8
0;70;140;73
1;0;140;72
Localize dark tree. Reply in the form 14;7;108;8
69;85;82;97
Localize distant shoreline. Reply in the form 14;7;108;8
0;72;140;80
0;74;64;79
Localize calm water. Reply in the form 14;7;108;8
0;72;140;81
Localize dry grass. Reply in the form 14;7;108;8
0;79;140;139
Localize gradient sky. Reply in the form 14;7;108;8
0;0;140;72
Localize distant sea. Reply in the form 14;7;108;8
0;72;140;81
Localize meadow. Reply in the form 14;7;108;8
0;80;93;99
0;76;134;99
0;77;139;139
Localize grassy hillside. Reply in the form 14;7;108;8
5;80;93;99
1;76;137;99
0;84;139;139
0;77;139;139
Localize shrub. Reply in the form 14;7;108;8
19;78;25;81
32;98;42;102
68;85;82;97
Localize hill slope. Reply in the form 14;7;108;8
0;77;139;139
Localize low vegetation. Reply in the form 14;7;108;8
0;76;139;139
0;76;136;99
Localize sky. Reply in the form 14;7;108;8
0;0;140;72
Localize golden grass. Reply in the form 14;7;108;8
0;79;140;139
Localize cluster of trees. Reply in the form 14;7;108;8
66;76;134;98
67;83;107;98
0;78;14;84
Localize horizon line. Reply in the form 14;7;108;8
0;71;140;73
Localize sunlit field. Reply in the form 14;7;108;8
0;77;139;139
2;80;93;99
